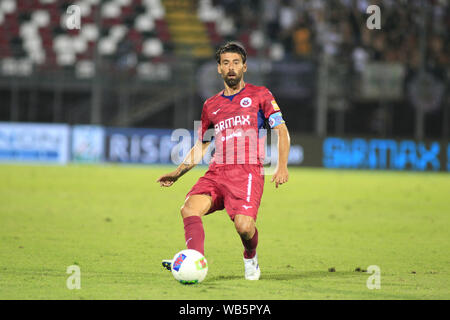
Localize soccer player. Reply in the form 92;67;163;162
158;42;290;280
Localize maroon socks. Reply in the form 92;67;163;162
241;228;258;259
183;216;205;255
183;216;258;259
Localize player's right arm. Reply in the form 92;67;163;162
157;101;212;187
156;140;211;187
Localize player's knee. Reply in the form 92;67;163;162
235;221;254;239
180;204;200;219
180;205;191;218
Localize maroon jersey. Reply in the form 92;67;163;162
198;83;285;166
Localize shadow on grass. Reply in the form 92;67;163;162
207;270;361;283
263;270;358;281
207;274;243;282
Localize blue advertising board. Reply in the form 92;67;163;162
105;127;192;164
323;137;447;171
448;143;450;171
0;123;447;172
72;125;105;163
0;122;70;164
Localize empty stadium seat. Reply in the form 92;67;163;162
0;0;170;77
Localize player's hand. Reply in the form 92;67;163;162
271;167;289;188
156;171;179;187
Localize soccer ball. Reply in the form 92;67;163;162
171;249;208;284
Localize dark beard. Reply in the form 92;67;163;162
224;74;241;88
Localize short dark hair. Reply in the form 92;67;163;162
215;42;247;64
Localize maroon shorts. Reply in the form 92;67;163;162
186;164;265;221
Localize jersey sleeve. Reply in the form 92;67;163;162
198;102;213;142
260;88;285;128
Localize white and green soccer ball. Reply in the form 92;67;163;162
171;249;208;284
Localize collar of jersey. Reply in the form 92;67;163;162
221;84;246;101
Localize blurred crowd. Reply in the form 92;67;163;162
207;0;449;79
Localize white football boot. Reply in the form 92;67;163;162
243;253;260;280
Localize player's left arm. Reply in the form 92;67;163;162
271;123;290;188
260;87;290;188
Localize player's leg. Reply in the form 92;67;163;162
180;194;213;256
162;194;213;271
162;169;223;271
226;167;263;260
234;214;258;259
234;214;260;280
221;165;264;279
181;194;213;218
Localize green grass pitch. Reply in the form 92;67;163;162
0;164;449;299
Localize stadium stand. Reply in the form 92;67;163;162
0;0;447;138
0;0;174;78
0;0;236;78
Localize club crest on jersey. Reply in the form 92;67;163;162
240;97;252;108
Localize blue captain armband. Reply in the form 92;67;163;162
268;112;285;128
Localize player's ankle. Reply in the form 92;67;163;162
243;250;256;259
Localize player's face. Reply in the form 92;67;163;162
217;52;247;88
